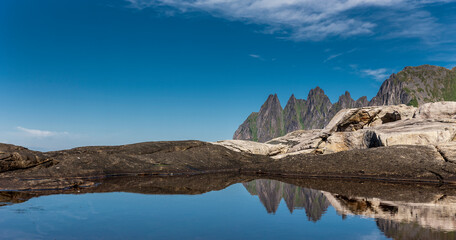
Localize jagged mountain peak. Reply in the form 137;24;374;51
260;94;281;108
259;94;282;113
288;94;297;102
356;96;368;102
307;86;325;98
285;94;297;108
337;91;353;103
267;93;279;101
234;64;456;142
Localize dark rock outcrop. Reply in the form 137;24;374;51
283;94;306;133
233;94;284;142
2;141;456;191
0;145;57;172
302;87;333;129
256;94;285;142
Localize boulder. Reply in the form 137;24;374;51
321;131;367;154
323;105;416;134
414;101;456;119
214;140;288;156
268;101;456;156
0;144;56;172
436;142;456;164
365;119;456;147
267;130;322;153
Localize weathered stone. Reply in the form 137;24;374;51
436;142;456;164
271;102;455;155
0;144;56;172
366;119;456;147
214;140;288;156
321;131;366;154
414;101;456;119
329;105;416;132
266;130;321;150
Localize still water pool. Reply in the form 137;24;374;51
0;179;454;239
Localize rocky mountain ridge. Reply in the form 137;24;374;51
234;65;456;142
224;101;456;158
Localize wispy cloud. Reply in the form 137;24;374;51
126;0;455;42
16;126;69;138
324;48;357;62
324;53;343;62
361;68;390;82
249;54;264;60
249;53;276;61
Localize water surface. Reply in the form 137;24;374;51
0;179;455;240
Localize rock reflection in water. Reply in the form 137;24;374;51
243;179;330;221
325;193;456;232
244;179;456;239
377;219;456;240
1;175;456;239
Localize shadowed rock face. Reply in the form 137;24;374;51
233;94;285;142
283;94;306;133
257;94;285;142
234;65;456;142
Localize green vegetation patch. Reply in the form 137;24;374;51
408;98;419;107
442;72;456;101
247;112;259;142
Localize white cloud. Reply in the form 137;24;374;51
249;53;266;61
324;48;357;62
16;126;69;138
324;53;343;62
361;68;390;82
126;0;455;41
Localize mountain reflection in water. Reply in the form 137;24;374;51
244;179;456;239
243;179;329;221
1;175;456;239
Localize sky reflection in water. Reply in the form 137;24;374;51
0;179;454;239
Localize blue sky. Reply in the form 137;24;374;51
1;0;456;150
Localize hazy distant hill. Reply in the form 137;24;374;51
234;65;456;142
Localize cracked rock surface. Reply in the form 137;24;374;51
221;102;456;157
